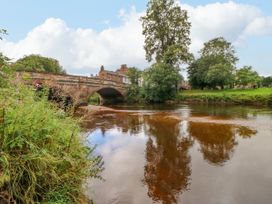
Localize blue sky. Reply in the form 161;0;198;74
0;0;271;76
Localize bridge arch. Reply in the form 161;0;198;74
15;71;128;106
91;87;125;105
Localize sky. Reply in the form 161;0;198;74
0;0;271;76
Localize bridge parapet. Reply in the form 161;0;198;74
15;71;128;104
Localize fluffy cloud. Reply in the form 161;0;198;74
180;1;272;53
0;1;271;75
0;8;146;75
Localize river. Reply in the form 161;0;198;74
83;104;272;204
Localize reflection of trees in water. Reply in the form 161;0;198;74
84;113;143;135
86;111;258;203
190;105;251;119
188;122;257;166
143;115;193;204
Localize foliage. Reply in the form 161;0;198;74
88;93;101;105
0;53;10;67
206;63;235;89
200;37;238;66
177;88;272;106
262;76;272;87
236;66;261;88
0;53;11;88
187;57;209;89
126;67;142;103
188;37;237;89
143;63;181;103
0;71;103;203
141;0;192;66
12;54;66;74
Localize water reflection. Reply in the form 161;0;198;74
188;122;257;166
85;105;267;204
143;115;193;204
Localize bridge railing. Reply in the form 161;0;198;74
15;71;128;88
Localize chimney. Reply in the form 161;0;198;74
121;64;127;70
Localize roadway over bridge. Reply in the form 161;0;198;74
15;71;128;104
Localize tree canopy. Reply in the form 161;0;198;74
200;37;238;66
188;37;237;89
126;67;142;102
0;53;10;67
141;0;192;66
12;54;66;74
143;62;182;102
262;76;272;87
236;66;261;88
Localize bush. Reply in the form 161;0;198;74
0;77;103;203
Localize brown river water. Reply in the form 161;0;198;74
83;104;272;204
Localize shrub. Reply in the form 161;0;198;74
0;77;103;203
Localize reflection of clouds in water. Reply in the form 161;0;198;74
87;129;151;204
180;127;272;204
85;105;270;204
180;120;190;139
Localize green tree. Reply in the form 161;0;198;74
206;63;235;89
141;0;192;66
236;66;261;88
143;63;181;103
262;76;272;87
188;56;211;89
127;67;142;102
0;53;10;67
200;37;238;66
188;37;237;89
13;54;66;74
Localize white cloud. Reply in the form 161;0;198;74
180;1;272;53
243;16;272;36
0;8;146;75
0;1;271;75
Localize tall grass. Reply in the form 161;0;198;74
0;73;103;203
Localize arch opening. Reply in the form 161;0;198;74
95;87;124;105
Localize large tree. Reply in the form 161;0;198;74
141;0;192;66
188;37;237;89
236;66;261;88
143;62;182;103
13;54;66;74
200;37;238;66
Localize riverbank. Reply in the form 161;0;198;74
177;88;272;106
0;79;103;203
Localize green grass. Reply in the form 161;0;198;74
0;72;103;203
177;88;272;106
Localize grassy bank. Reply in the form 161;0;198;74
0;72;103;203
177;88;272;106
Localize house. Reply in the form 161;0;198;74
98;64;130;84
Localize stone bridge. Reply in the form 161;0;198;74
15;71;128;104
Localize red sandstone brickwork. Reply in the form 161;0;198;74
98;64;129;83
